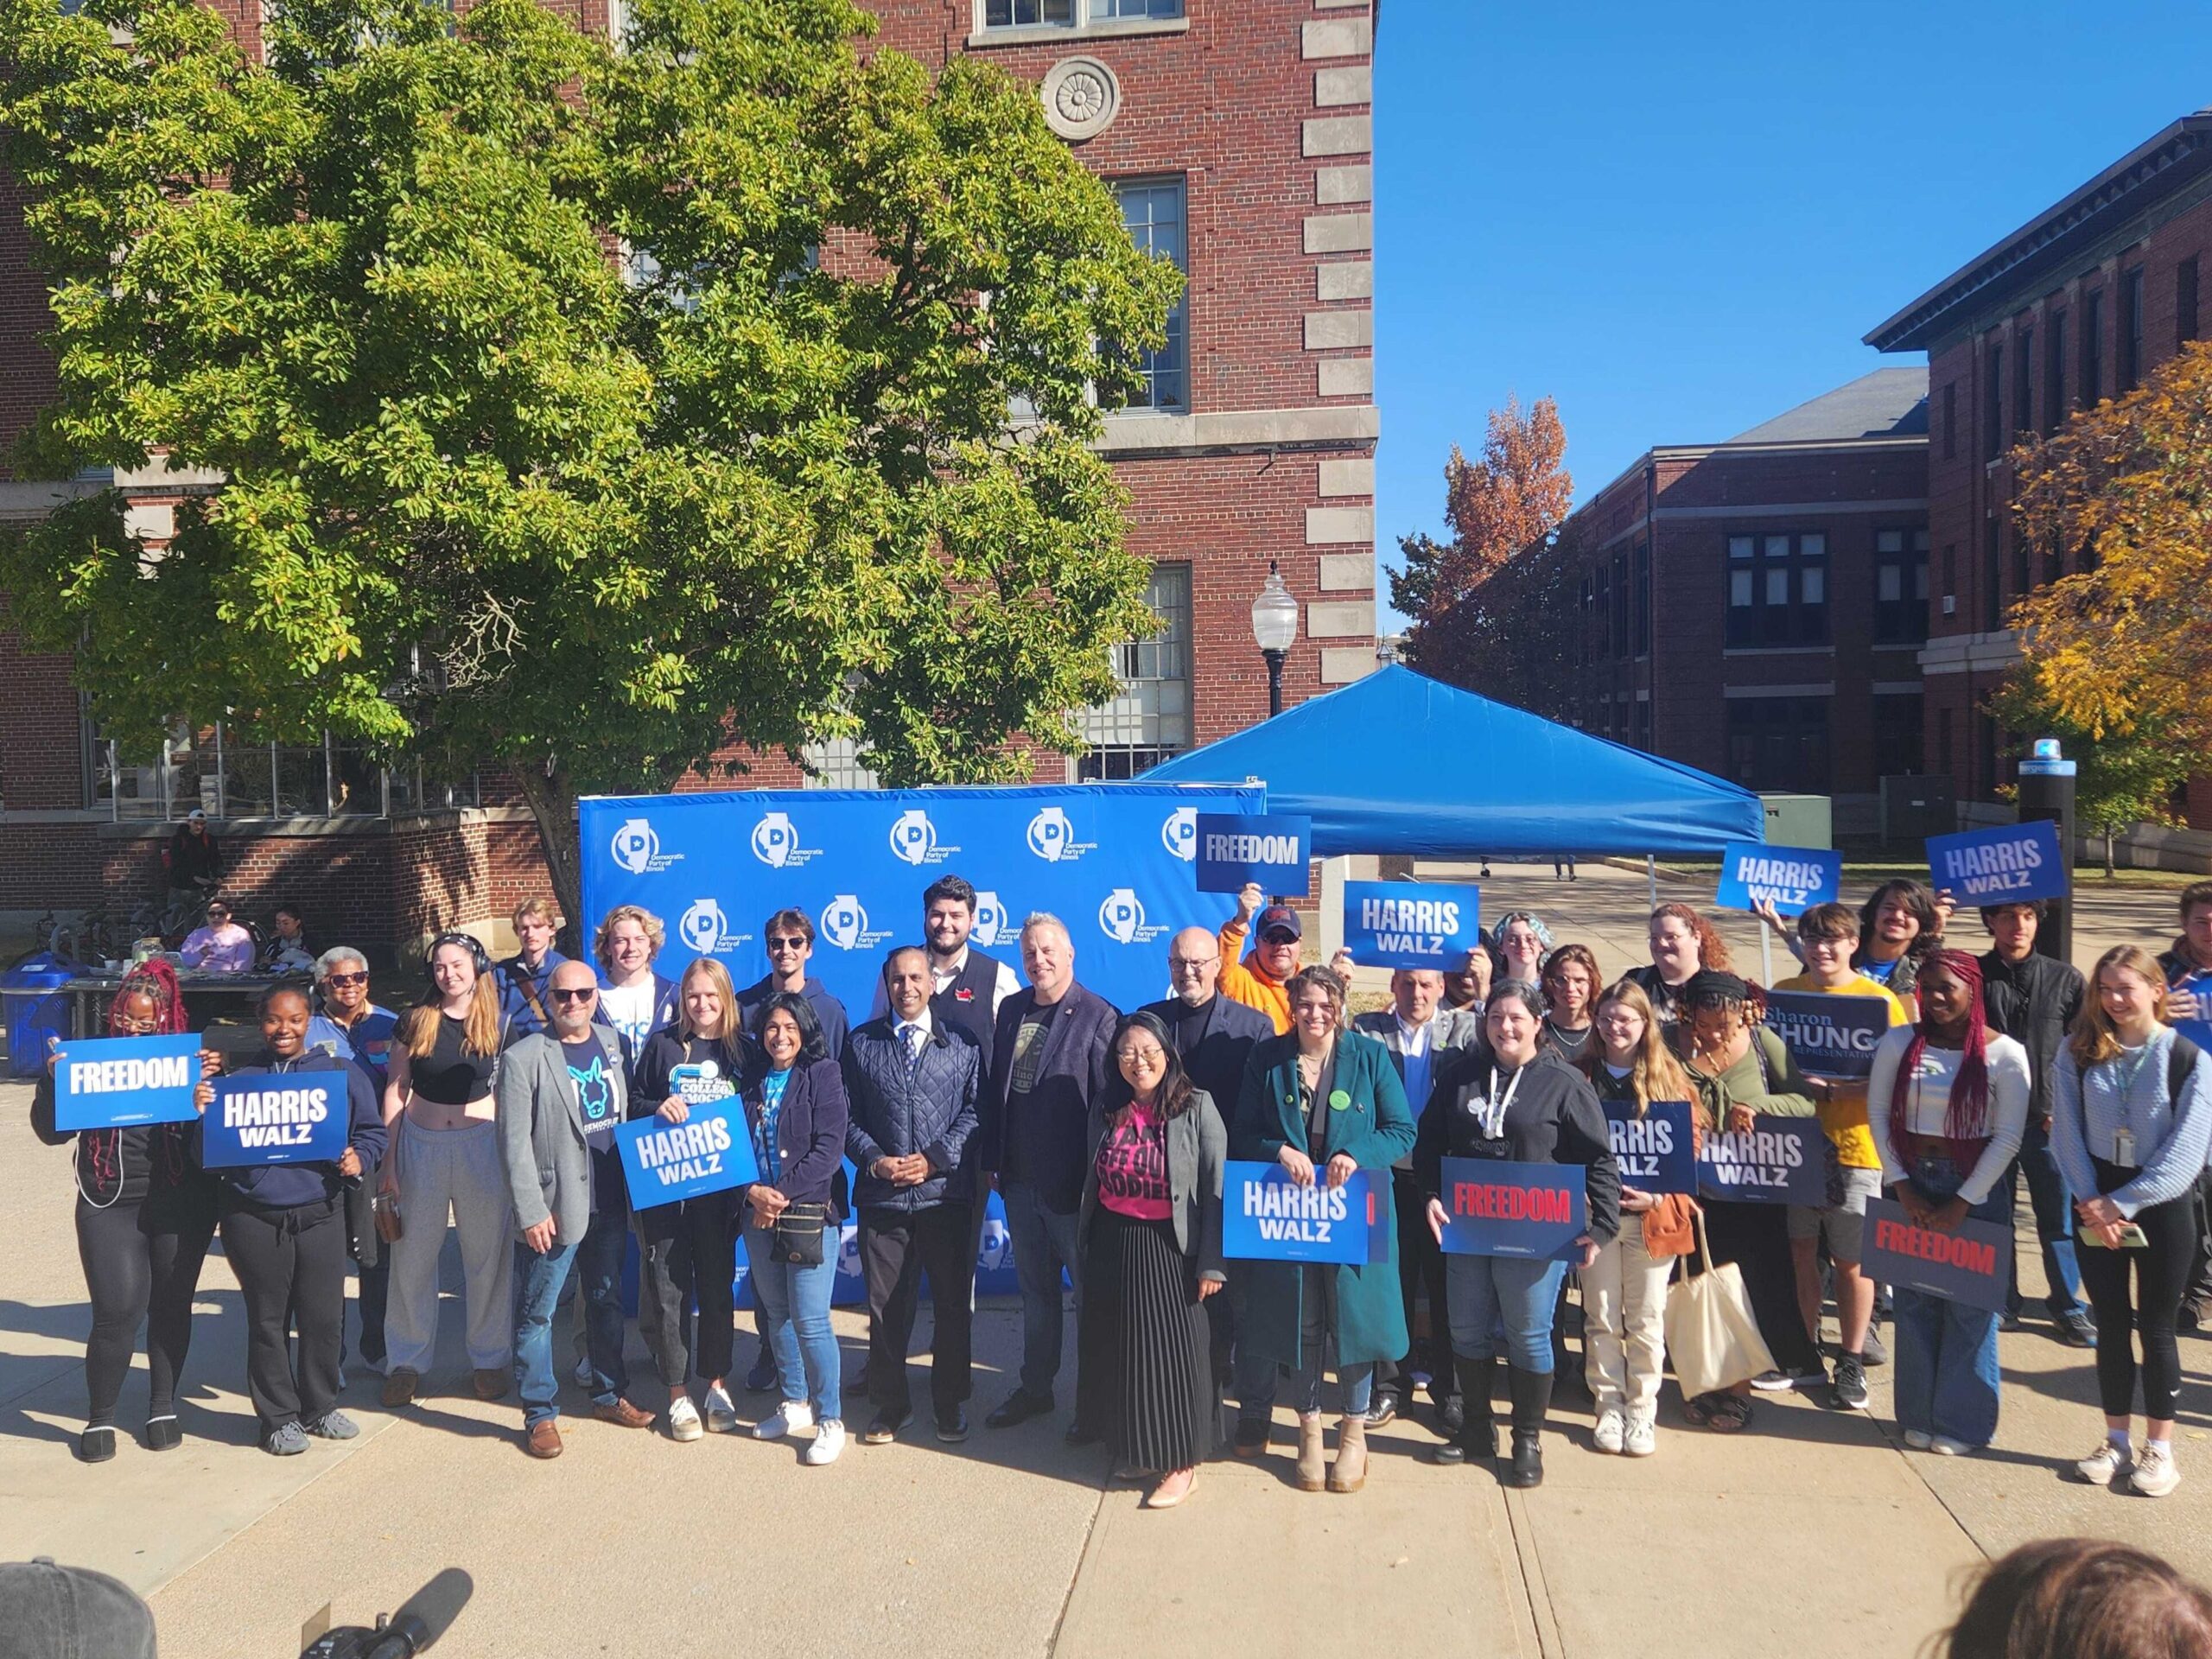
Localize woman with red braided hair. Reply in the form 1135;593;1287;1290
30;961;220;1463
1866;950;2030;1457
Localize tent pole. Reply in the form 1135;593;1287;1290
1645;855;1657;910
1759;929;1773;987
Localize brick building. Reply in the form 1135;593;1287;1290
1553;368;1930;830
0;0;1380;956
1866;105;2212;826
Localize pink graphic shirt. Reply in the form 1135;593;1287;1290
1096;1099;1173;1222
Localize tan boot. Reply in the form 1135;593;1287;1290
1294;1414;1327;1491
1329;1414;1368;1493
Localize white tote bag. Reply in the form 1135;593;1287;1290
1663;1210;1776;1399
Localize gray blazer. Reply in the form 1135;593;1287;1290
496;1027;628;1246
1077;1087;1230;1284
1352;1006;1485;1073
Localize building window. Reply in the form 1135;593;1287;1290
1981;518;2002;632
1726;696;1830;793
1090;0;1183;16
983;0;1073;25
1632;697;1651;753
1112;178;1187;412
2044;312;2067;433
1610;551;1629;658
1594;560;1611;658
87;721;476;820
1725;531;1827;648
2180;257;2201;346
2082;289;2103;404
2120;267;2145;391
2014;327;2034;439
1632;541;1651;656
1981;339;2004;462
1978;714;2000;798
1941;382;1955;460
1872;693;1924;776
1083;562;1191;779
1873;528;1930;645
1936;708;1955;774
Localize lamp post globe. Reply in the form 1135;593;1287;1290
1249;562;1299;717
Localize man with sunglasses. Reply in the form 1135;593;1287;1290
1217;883;1304;1035
304;947;401;1373
179;899;254;975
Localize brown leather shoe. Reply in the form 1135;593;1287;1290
380;1368;418;1408
525;1420;563;1459
592;1398;655;1429
473;1369;510;1402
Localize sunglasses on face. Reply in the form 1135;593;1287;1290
766;937;808;951
550;987;598;1004
326;971;368;988
1261;930;1298;946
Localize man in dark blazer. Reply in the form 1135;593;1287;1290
979;914;1119;1433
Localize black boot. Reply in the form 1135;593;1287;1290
1433;1356;1496;1464
1505;1365;1553;1489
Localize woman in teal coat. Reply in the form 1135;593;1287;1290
1230;965;1414;1495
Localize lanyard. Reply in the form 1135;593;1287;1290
1477;1063;1524;1140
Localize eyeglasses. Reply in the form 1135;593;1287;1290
113;1015;161;1034
1115;1047;1165;1065
1168;957;1217;971
766;937;808;951
326;971;368;987
550;987;598;1003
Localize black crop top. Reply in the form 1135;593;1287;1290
409;1014;496;1106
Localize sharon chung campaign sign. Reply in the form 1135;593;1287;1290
617;1101;759;1207
1859;1198;2009;1313
200;1074;349;1166
1763;991;1892;1083
1222;1162;1389;1264
1713;842;1841;918
1341;880;1482;972
581;784;1263;1020
1603;1100;1695;1196
53;1033;202;1131
1193;813;1310;893
1435;1158;1587;1260
1925;820;2069;906
1696;1116;1827;1205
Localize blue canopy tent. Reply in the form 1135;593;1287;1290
1145;664;1763;858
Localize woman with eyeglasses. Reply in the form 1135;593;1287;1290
378;934;515;1409
32;963;221;1462
1630;904;1732;1027
1073;1011;1228;1510
1493;912;1553;989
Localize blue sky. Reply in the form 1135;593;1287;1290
1372;1;2212;624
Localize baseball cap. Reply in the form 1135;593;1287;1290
1255;905;1302;941
0;1558;157;1659
185;808;206;822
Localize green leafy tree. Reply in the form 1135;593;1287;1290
1988;677;2192;876
0;0;1180;919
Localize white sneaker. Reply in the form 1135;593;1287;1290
1750;1367;1824;1393
1929;1435;1974;1457
1902;1429;1933;1450
702;1384;739;1434
1621;1414;1656;1459
666;1397;703;1442
755;1401;815;1440
2132;1440;2182;1497
2077;1437;2132;1484
804;1419;846;1466
572;1356;594;1389
1592;1408;1624;1454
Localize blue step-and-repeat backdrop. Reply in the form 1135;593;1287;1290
580;782;1269;1305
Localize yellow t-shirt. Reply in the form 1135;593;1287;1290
1772;972;1911;1170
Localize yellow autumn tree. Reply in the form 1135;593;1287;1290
2007;340;2212;752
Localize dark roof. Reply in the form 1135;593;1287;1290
1866;109;2212;353
1721;367;1929;445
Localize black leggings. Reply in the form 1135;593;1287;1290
1699;1198;1824;1380
2075;1159;2196;1421
74;1190;217;1427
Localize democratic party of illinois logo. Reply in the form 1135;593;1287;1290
678;898;730;954
821;893;892;953
1098;887;1167;946
973;889;1013;949
1026;804;1093;863
889;809;952;867
1161;807;1199;862
751;810;819;868
610;817;677;875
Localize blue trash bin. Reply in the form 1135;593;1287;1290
3;953;77;1078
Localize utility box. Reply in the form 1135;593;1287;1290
1759;794;1833;851
1880;774;1955;848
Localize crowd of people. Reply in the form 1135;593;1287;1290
27;871;2212;1512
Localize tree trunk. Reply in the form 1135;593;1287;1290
512;760;584;952
2104;825;2116;879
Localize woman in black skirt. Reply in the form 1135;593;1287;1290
1075;1011;1228;1510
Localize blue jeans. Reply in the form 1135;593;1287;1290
1001;1179;1084;1400
1446;1252;1570;1371
512;1239;582;1427
568;1207;632;1408
1894;1159;2006;1447
2005;1118;2085;1319
742;1222;842;1424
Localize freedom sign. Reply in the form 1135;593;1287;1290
1193;813;1311;894
1926;820;2069;906
1603;1100;1695;1196
1859;1198;2009;1313
616;1100;760;1209
52;1033;202;1131
200;1074;350;1166
1763;991;1893;1082
1341;880;1483;972
1435;1157;1587;1260
1713;842;1841;918
1696;1116;1827;1205
1221;1161;1389;1263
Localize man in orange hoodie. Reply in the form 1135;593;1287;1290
1217;884;1303;1035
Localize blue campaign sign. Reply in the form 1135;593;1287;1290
1436;1157;1587;1261
200;1074;350;1167
53;1033;202;1131
2173;972;2212;1058
1696;1116;1827;1205
1341;880;1482;972
581;783;1265;1020
1763;990;1893;1083
616;1101;760;1209
1193;813;1311;894
1860;1198;2009;1313
1713;842;1840;918
1925;819;2069;906
1221;1161;1389;1264
1603;1100;1695;1197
